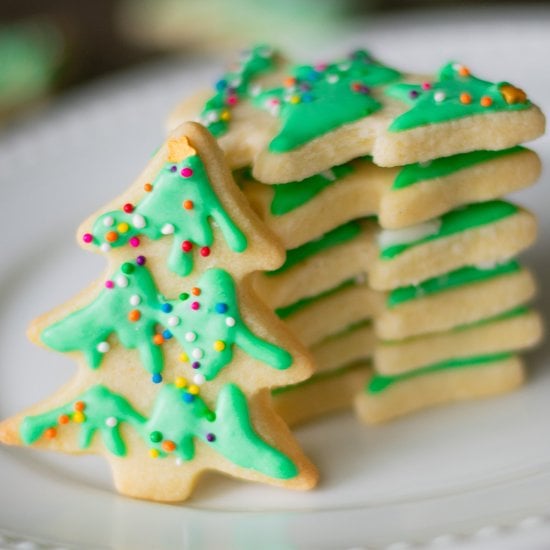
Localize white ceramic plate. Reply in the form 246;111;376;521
1;7;550;549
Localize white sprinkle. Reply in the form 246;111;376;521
161;223;175;235
185;331;196;342
230;77;242;87
100;243;111;253
175;458;183;466
338;62;351;71
132;214;146;229
116;275;129;288
193;373;206;385
97;341;110;353
192;348;204;359
168;316;180;327
326;74;339;84
103;216;114;227
377;219;442;250
105;417;118;428
225;317;236;327
129;294;141;306
206;111;219;123
434;91;446;103
250;84;262;97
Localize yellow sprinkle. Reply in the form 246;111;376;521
149;448;159;459
220;110;231;121
289;95;301;104
188;384;200;395
117;222;130;234
213;340;226;352
72;411;86;423
175;376;187;389
179;352;189;363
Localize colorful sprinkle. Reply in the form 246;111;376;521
225;317;236;327
150;431;163;443
82;233;93;244
480;96;493;107
167;316;180;327
152;334;164;345
188;384;200;395
151;373;163;384
162;330;172;340
105;417;118;428
206;433;216;442
179;292;189;301
162;440;176;452
149;449;159;458
179;352;189;363
121;263;134;274
213;340;226;352
193;373;206;385
105;231;118;243
185;331;196;342
129;236;140;248
128;310;141;322
144;183;153;192
117;222;130;234
74;401;86;412
460;92;472;104
136;255;146;266
181;167;193;178
72;411;86;423
215;303;228;314
97;341;110;353
123;203;134;213
175;376;187;388
182;392;195;403
161;303;173;313
191;302;200;311
103;216;114;227
129;294;141;306
45;427;57;439
161;223;175;235
58;414;70;425
191;287;201;296
200;246;211;257
181;240;193;252
183;200;194;210
132;214;146;229
115;275;128;288
104;280;114;289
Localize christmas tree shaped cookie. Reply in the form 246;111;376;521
0;122;318;502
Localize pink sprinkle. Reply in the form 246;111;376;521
421;82;432;90
105;280;114;289
181;167;193;178
129;236;140;248
314;63;327;71
82;233;93;244
269;98;280;106
191;301;200;310
226;95;238;106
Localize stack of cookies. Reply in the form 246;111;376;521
169;45;545;425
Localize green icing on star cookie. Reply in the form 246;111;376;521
366;353;513;394
268;221;362;276
41;262;291;382
387;261;521;307
380;200;518;259
200;44;277;137
254;50;401;152
21;383;298;479
387;62;530;132
270;162;355;216
392;146;525;190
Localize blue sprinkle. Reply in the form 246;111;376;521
308;70;321;81
162;330;173;340
152;373;163;384
215;79;227;91
215;303;228;314
302;93;314;103
182;392;195;403
161;303;173;313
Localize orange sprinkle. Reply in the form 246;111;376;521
162;440;176;452
153;334;164;345
144;183;153;192
283;76;296;87
74;401;86;412
45;427;57;439
480;96;493;107
58;414;70;425
191;287;201;296
460;92;472;104
183;200;194;210
458;66;470;77
128;309;141;322
105;231;118;243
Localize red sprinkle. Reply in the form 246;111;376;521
123;203;134;213
182;240;193;252
200;246;211;257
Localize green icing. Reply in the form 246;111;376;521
21;383;297;479
254;50;401;152
41;262;291;381
200;44;277;137
275;279;356;319
367;353;513;394
269;221;362;276
270;163;355;216
387;260;521;307
380;200;518;259
387;62;530;132
393;147;525;190
89;153;247;277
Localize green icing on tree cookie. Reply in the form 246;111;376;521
380;200;518;259
387;260;521;307
41;261;291;382
387;62;531;132
270;162;355;216
254;50;401;152
366;353;513;394
86;151;247;277
393;146;525;190
200;44;277;137
268;221;362;276
20;383;297;479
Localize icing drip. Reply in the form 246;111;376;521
41;262;292;381
21;383;298;479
